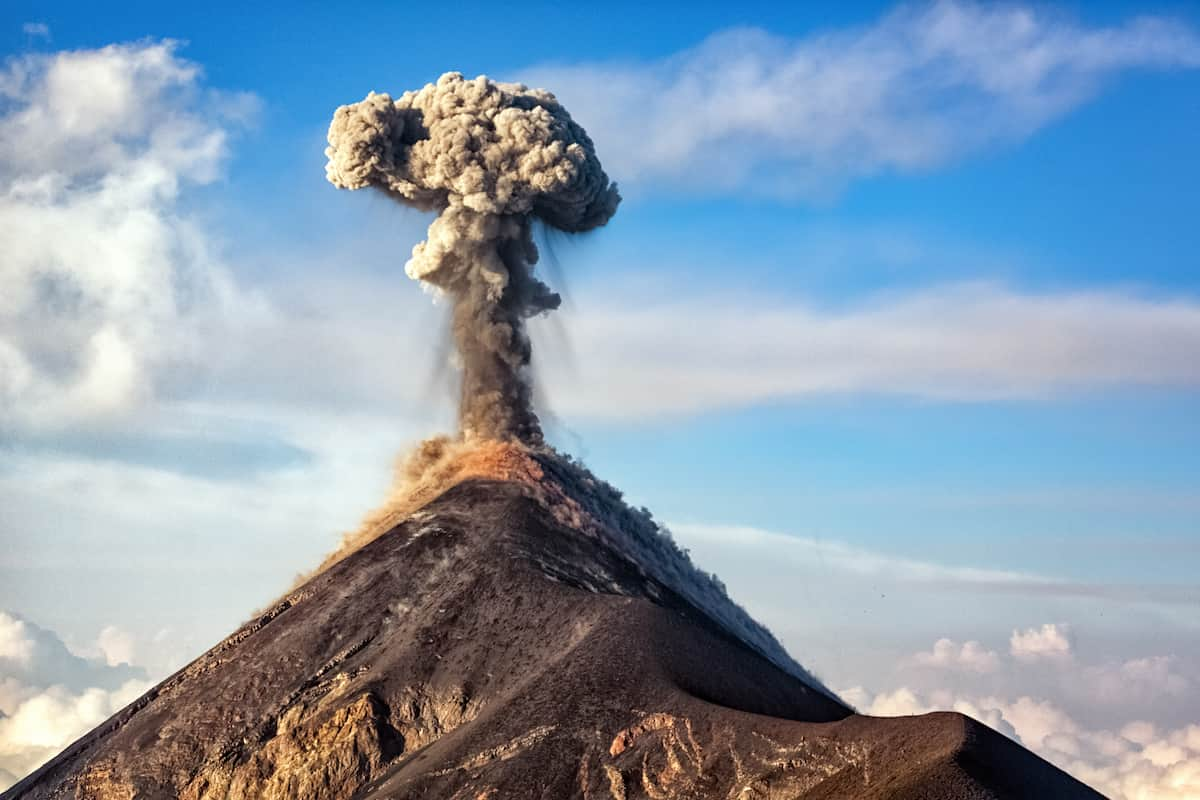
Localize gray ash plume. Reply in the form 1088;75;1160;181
325;72;620;443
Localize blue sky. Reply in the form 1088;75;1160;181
1;1;1199;795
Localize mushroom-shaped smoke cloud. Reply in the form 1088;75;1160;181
326;72;620;443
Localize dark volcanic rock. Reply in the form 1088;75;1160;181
4;477;1104;799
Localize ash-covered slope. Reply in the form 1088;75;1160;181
5;456;1103;799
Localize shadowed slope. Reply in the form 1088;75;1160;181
4;477;1104;799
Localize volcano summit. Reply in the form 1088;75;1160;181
3;443;1101;799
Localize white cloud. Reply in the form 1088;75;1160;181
849;685;1200;799
912;637;1000;673
524;2;1200;193
857;686;926;717
0;680;147;791
0;611;152;790
95;626;135;668
1077;656;1191;709
0;40;260;432
0;614;35;666
843;626;1199;799
534;282;1200;419
896;631;1193;720
1011;622;1073;662
1122;720;1160;747
0;612;143;704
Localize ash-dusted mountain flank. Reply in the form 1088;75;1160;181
4;445;1102;799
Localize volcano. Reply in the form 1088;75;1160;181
3;446;1102;799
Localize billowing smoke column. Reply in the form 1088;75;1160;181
326;72;620;444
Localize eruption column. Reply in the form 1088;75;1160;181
325;73;619;444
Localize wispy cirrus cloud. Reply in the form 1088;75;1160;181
523;1;1200;194
670;521;1198;607
536;281;1200;419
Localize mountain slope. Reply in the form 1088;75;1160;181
3;459;1105;799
